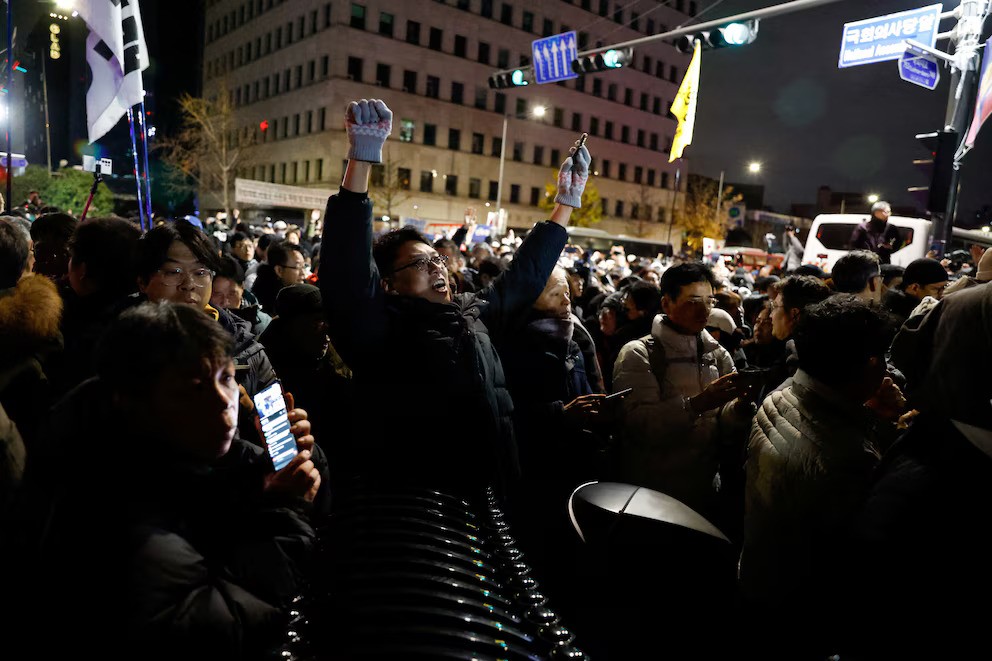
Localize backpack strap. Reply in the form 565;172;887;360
640;334;668;395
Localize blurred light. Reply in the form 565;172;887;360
593;170;600;176
413;205;419;210
55;0;75;10
723;22;751;45
431;169;437;178
147;126;157;137
747;161;762;173
484;202;491;207
867;193;880;203
982;226;990;233
510;69;528;86
382;215;391;221
532;105;546;117
49;24;60;34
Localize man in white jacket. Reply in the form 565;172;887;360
613;263;754;516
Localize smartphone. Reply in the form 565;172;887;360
605;387;633;401
736;368;770;389
571;132;589;154
252;381;298;471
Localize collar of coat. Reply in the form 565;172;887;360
387;292;488;325
651;314;721;354
792;369;871;419
0;274;63;353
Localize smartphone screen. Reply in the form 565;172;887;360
252;381;297;471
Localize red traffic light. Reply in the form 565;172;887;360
259;120;269;132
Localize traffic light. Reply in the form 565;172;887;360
675;20;759;53
909;130;956;214
571;47;634;74
488;68;530;89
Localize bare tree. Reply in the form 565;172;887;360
538;170;603;227
369;148;412;219
676;174;743;253
625;184;661;238
158;80;256;221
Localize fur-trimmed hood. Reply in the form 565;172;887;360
0;275;63;362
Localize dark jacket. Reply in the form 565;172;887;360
250;263;283;313
852;414;992;658
54;285;127;396
849;218;903;264
320;189;566;495
216;306;277;398
881;287;922;323
10;378;315;661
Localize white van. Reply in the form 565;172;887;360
802;214;932;272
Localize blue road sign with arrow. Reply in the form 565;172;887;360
899;50;940;90
532;32;579;84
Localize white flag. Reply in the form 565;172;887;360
75;0;149;143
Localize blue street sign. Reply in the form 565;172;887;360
0;153;27;168
899;51;940;90
839;4;943;68
532;31;579;84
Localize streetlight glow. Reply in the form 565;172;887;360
532;105;547;117
54;0;75;10
867;194;880;204
747;161;762;174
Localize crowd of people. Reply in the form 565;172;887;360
0;98;990;659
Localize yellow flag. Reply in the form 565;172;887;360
669;40;701;163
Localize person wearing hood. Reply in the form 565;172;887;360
320;98;585;496
851;283;992;658
613;263;756;516
0;218;63;451
849;201;905;264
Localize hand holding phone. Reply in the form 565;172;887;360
570;132;589;156
605;388;633;401
253;381;298;471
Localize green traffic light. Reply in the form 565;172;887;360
722;22;751;45
603;50;622;68
511;69;528;86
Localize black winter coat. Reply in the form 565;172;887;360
10;378;315;661
320;189;566;495
217;306;278;398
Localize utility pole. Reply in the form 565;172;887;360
712;170;725;225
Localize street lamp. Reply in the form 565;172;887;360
54;0;74;9
496;105;547;227
867;193;880;204
747;161;762;174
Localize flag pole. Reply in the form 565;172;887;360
5;0;12;212
137;100;153;223
126;106;147;231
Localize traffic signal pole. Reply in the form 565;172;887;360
930;0;990;256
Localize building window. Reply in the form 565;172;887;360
420;171;434;193
533;145;544;165
426;75;440;98
515;98;527;116
613;5;623;22
451;82;464;104
488;180;498;201
512;142;523;161
631;11;640;31
615;201;624;217
662;172;670;189
640;93;649;111
650;133;659;150
637;129;645;147
429;27;443;50
469;178;481;199
624;88;633;106
497;48;510;68
643;56;652;74
481;0;493;18
550;149;560;165
379;12;394;36
478;42;491;64
542;18;553;37
474;86;487;110
319;108;326;130
324;3;332;28
321;55;329;78
589;117;599;136
656;61;665;78
522;11;534;32
647;169;656;186
448;128;461;150
403;70;417;93
397;167;411;189
376;63;391;87
647;18;655;34
553;108;564;128
653;97;661;114
621;126;630;144
510;184;521;204
592;78;602;97
630;203;639;219
275;26;282;48
406;20;420;44
350;3;365;29
308;60;316;82
457;0;470;9
607;84;617;101
491;137;502;157
347;57;362;81
670;65;678;83
454;35;467;57
618;163;627;180
445;175;458;195
370;165;385;187
471;132;484;154
604;121;614;140
310;9;318;33
494;92;506;114
500;3;513;25
424;123;437;145
281;163;287;183
307;110;313;133
571;112;582;131
400;119;415;142
634;166;643;184
530;186;540;206
293;114;301;136
602;159;611;177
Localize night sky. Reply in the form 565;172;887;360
687;0;991;222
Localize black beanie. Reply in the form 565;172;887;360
901;258;948;288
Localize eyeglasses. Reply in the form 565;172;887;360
156;267;215;288
393;254;448;274
685;295;717;307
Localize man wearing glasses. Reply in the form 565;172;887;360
320;99;590;495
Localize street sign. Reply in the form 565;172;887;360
0;153;27;168
532;31;579;84
838;4;942;68
899;51;940;90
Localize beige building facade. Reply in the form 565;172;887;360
203;0;693;243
